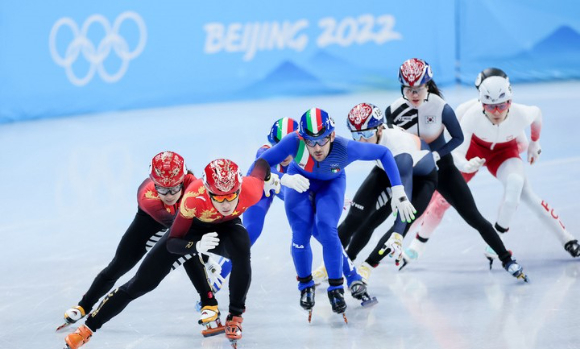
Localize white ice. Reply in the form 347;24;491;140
0;82;579;349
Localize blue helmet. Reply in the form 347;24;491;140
299;108;335;140
267;117;299;145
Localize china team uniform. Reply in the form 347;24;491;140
258;131;402;291
76;174;198;314
81;166;268;332
217;145;287;282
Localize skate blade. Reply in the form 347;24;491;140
342;313;348;324
307;309;312;323
229;338;239;349
485;256;494;270
56;322;72;332
517;273;530;283
398;258;409;271
202;325;225;337
360;296;378;308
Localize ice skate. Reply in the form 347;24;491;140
57;305;86;331
503;259;529;283
300;286;315;323
399;236;427;270
225;314;243;349
327;288;348;323
64;324;92;349
358;262;373;284
198;305;225;337
565;239;580;258
349;280;378;307
312;263;328;286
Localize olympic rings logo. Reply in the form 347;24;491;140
49;12;147;86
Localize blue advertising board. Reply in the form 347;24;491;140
0;1;578;123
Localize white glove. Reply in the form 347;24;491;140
196;232;219;254
203;254;226;292
264;173;281;197
527;140;541;165
343;196;352;211
463;157;485;173
390;185;416;223
378;232;404;265
432;151;441;163
280;174;310;193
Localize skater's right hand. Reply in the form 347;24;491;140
196;232;219;254
527;140;541;165
280;174;310;193
463;156;485;173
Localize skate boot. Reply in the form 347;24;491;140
300;286;315;323
57;305;87;331
312;264;328;286
503;259;529;283
358;262;373;284
64;324;92;349
399;235;427;270
198;305;225;337
349;280;378;308
327;288;348;323
565;239;580;258
225;313;243;349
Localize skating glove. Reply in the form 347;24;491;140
390;185;416;223
280;173;310;193
527;140;541;165
196;232;219;254
463;156;485;173
263;173;281;197
203;254;226;292
343;196;352;211
378;232;404;265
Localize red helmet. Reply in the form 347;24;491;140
203;159;243;195
347;103;385;131
149;151;186;187
398;58;433;87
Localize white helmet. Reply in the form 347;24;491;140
479;76;512;104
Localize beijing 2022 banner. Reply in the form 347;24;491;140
0;1;579;123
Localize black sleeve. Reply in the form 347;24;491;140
167;236;200;255
385;106;395;126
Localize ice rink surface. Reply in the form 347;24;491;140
1;81;579;349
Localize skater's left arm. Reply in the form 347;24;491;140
437;105;464;158
347;141;416;222
346;140;402;186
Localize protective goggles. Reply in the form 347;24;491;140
209;190;240;203
403;86;427;95
483;101;511;113
351;128;377;141
304;135;331;147
155;183;183;195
